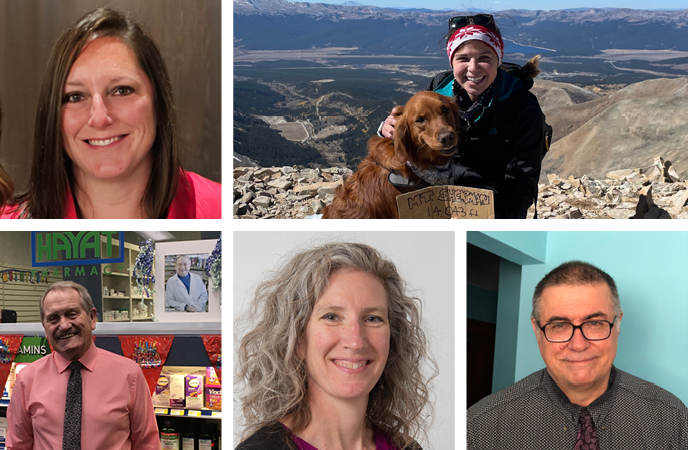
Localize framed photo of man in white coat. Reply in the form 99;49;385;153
165;253;209;312
154;239;221;323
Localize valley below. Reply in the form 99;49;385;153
234;46;688;179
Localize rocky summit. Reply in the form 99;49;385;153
532;156;686;219
234;166;353;219
234;156;688;219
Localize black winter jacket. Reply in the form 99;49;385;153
427;68;546;219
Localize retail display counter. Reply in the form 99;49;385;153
0;322;221;449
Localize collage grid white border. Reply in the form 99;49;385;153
229;218;688;449
0;5;686;449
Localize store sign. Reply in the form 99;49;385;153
52;264;127;277
31;231;125;267
13;337;51;363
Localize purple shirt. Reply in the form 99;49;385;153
288;425;397;450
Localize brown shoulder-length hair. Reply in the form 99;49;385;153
16;7;180;218
0;97;15;208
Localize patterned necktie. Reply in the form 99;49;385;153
574;407;600;450
62;360;83;450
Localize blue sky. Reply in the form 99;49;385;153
325;0;686;10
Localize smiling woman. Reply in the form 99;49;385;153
0;7;221;219
380;14;547;219
235;242;436;450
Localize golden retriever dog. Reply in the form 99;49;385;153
322;91;460;219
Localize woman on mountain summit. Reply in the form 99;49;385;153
380;14;546;219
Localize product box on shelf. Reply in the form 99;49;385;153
2;363;15;399
185;370;205;410
4;363;30;400
153;373;171;407
0;416;8;445
166;368;187;408
169;375;186;408
205;366;221;410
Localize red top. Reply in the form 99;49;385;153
0;170;221;219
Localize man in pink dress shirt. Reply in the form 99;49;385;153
6;281;160;450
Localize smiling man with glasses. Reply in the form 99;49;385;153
468;261;688;449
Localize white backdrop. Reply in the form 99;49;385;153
233;231;455;450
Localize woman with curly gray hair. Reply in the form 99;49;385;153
235;242;435;450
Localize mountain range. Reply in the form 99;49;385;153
235;1;688;56
542;77;688;181
234;0;688;182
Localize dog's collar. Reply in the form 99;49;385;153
387;171;427;192
405;159;456;186
385;158;457;193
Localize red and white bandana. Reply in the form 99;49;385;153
446;25;504;66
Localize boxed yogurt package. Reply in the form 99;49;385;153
185;371;205;409
205;366;221;410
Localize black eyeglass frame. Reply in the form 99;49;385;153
537;316;617;343
448;14;496;34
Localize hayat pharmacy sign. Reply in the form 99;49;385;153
31;231;124;267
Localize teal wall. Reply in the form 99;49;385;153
468;231;547;393
492;259;522;392
467;231;547;266
475;232;688;404
467;284;498;324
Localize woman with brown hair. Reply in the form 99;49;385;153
235;242;436;450
379;14;546;219
0;97;15;208
1;7;220;219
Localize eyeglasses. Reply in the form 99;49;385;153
448;14;496;34
538;316;617;343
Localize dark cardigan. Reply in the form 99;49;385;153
235;423;422;450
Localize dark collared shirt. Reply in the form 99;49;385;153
468;366;688;449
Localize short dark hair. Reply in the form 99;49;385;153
40;281;95;321
17;7;180;218
532;261;621;322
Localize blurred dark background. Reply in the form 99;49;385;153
0;0;221;191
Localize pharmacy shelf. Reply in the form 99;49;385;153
154;407;221;419
1;400;220;420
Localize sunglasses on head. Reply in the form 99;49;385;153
448;14;496;33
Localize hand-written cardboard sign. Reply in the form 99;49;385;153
397;185;495;219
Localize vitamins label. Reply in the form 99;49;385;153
161;432;180;450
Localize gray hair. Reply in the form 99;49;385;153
532;260;622;323
236;242;435;450
40;281;95;321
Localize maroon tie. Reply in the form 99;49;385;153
574;407;599;450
